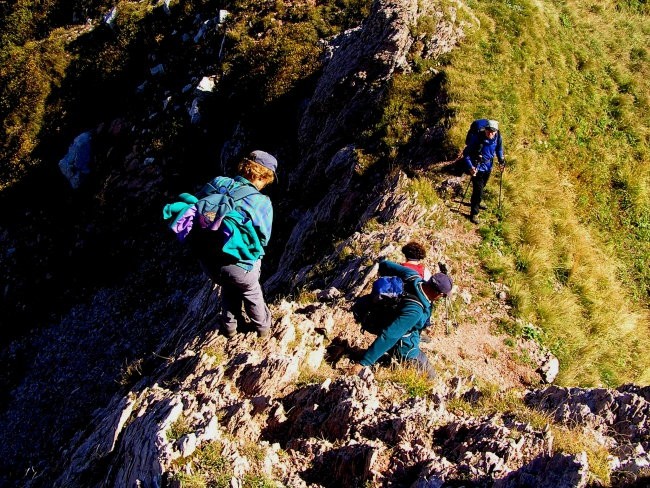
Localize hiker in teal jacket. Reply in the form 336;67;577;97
351;260;452;379
169;150;278;338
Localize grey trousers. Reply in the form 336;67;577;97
407;350;437;380
217;260;271;336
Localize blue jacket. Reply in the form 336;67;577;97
463;120;504;173
360;261;433;366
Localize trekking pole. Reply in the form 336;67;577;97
498;159;506;213
457;177;472;213
444;296;457;335
444;297;449;334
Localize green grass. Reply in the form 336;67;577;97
0;29;69;187
437;0;650;386
167;416;192;443
376;361;436;398
173;441;282;488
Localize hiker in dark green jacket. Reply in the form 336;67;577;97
350;260;452;379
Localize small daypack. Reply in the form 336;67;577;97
371;276;405;302
353;275;422;336
193;178;259;231
162;178;260;262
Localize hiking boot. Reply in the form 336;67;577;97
470;214;480;224
221;327;237;338
257;328;271;338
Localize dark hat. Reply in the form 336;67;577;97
429;273;453;296
249;150;277;177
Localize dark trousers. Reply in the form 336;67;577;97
470;169;491;216
218;260;271;335
200;258;271;335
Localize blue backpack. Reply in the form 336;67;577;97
163;178;259;240
371;276;405;302
353;275;422;335
465;119;495;145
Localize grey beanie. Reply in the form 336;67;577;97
485;120;499;131
249;150;278;176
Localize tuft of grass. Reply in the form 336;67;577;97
296;362;336;387
118;358;144;387
204;347;226;365
174;441;231;487
405;176;443;208
376;361;436;398
167;416;192;443
174;440;282;488
295;287;317;305
553;427;611;486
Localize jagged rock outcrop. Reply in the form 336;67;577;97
525;385;650;479
266;0;464;293
293;0;462;191
52;290;598;488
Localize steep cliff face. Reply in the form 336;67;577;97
294;0;460;191
266;0;463;293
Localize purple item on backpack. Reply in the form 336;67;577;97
172;206;197;241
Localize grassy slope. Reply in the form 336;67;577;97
442;0;650;386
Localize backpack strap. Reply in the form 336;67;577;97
229;184;259;202
401;274;425;310
402;297;424;310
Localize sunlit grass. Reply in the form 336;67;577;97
438;0;650;386
173;440;282;488
375;360;436;398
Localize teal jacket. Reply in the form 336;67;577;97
162;177;272;271
360;260;433;366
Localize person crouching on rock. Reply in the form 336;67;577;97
348;260;452;379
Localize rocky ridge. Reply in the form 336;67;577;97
52;185;650;487
1;0;649;486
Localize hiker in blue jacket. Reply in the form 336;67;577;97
196;150;277;338
463;119;505;224
349;260;452;379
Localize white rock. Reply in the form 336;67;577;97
177;433;197;458
197;76;216;92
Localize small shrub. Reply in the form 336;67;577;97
167;416;192;442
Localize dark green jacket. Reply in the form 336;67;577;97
359;260;433;366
